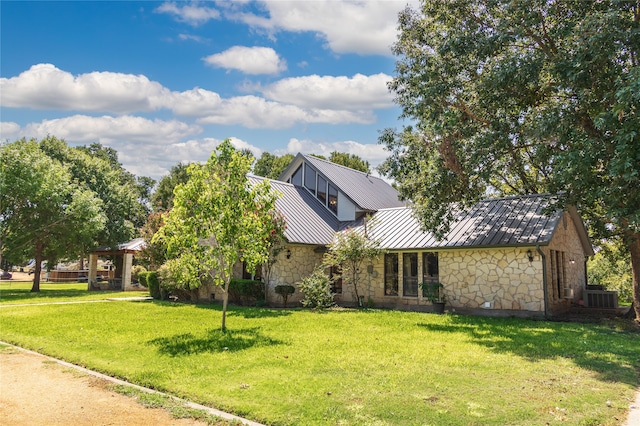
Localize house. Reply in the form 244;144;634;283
204;153;595;318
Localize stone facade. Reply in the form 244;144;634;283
198;212;589;318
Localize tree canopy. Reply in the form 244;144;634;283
328;152;370;173
151;162;192;212
380;0;640;320
156;140;280;331
1;136;151;290
252;152;294;180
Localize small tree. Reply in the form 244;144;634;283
155;139;280;331
323;226;383;306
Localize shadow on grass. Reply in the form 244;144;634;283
188;302;293;319
148;327;284;356
418;315;640;386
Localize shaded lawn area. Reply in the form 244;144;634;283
0;289;638;426
0;282;149;305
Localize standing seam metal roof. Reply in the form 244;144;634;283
301;154;405;211
361;194;566;250
249;175;339;245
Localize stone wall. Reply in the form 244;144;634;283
197;211;590;317
265;245;324;306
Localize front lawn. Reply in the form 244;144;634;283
0;282;148;305
0;290;637;425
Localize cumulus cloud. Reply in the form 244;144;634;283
203;46;286;75
286;138;390;164
234;1;419;56
258;73;394;110
0;64;169;113
155;1;220;26
196;95;375;129
0;122;21;141
18;115;201;143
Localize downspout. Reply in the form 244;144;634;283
536;245;549;319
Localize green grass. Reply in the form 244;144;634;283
0;287;638;425
0;282;149;304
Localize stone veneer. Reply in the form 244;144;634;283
199;212;589;317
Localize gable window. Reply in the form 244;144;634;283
304;164;316;194
422;252;439;284
384;253;398;296
403;253;418;297
317;175;327;204
328;183;338;214
291;165;303;186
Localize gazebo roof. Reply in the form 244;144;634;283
92;238;146;255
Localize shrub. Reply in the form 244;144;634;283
274;284;295;308
138;271;149;288
298;268;335;309
131;265;147;284
228;279;265;306
146;270;161;300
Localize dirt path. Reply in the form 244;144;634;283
0;347;209;426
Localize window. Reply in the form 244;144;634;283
291;165;303;186
550;250;565;300
328;184;338;214
317;175;327;204
330;265;342;294
384;253;398;296
242;262;262;281
403;253;418;297
304;164;316;194
422;252;439;284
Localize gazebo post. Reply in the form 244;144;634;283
122;252;133;291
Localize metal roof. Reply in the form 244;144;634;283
282;154;405;211
360;195;570;250
93;237;146;254
249;175;339;245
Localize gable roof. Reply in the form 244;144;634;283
280;153;405;211
355;194;593;253
249;175;339;245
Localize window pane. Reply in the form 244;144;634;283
317;175;327;204
384;253;398;296
403;253;418;297
304;164;316;194
422;252;439;284
291;165;303;186
328;184;338;213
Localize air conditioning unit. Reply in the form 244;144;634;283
563;288;574;299
584;290;618;309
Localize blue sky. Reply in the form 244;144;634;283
1;1;416;181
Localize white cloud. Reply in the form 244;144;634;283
0;122;21;141
285;138;390;164
18;115;201;143
178;33;209;43
0;64;169;113
203;46;286;75
155;1;220;26
259;73;393;110
235;1;419;56
197;95;375;128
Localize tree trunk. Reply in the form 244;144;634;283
221;280;229;332
31;244;44;292
625;230;640;323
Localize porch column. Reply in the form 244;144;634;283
88;254;98;290
122;252;133;291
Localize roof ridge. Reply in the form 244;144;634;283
302;153;383;181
